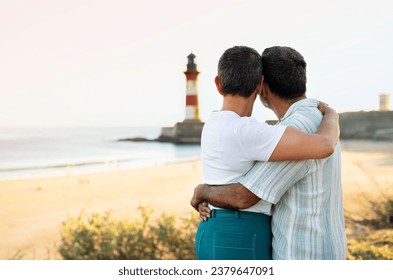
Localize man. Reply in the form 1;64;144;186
191;46;346;259
193;46;341;260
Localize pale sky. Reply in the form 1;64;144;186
0;0;392;127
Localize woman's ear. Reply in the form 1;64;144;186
214;76;224;95
256;75;264;95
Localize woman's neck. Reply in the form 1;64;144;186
221;94;256;117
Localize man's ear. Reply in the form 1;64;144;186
214;76;224;95
261;78;270;98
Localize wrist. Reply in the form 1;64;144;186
203;185;212;201
196;184;209;202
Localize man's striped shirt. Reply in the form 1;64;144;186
239;98;347;259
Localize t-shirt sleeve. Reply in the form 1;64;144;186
235;118;286;162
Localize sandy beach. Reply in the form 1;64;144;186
1;140;392;260
0;160;202;259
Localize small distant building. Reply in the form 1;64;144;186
157;53;204;144
379;93;390;111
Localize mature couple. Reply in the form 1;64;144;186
190;46;347;260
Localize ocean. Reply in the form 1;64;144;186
0;127;201;181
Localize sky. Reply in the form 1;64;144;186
0;0;392;127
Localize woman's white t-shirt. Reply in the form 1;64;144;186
201;110;286;215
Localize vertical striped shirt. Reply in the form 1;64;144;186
239;98;347;259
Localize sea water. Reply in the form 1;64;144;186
0;127;201;181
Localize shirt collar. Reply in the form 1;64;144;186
281;98;319;122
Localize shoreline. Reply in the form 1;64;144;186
0;156;200;183
0;139;392;260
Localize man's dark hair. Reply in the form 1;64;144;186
262;46;307;100
218;46;262;97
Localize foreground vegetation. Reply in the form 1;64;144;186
346;193;393;260
347;229;393;260
59;198;393;260
59;206;198;260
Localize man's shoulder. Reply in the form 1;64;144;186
281;106;322;133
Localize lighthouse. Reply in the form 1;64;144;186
184;53;200;121
156;53;204;144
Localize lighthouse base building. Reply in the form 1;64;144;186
158;120;204;144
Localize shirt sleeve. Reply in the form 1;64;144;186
235;118;287;162
238;159;324;204
238;105;327;204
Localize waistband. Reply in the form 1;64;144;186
211;209;271;222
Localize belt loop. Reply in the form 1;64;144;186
211;209;216;218
235;210;239;219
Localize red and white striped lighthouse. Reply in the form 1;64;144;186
184;53;200;121
157;53;204;143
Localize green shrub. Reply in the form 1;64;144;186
58;206;198;260
347;229;393;260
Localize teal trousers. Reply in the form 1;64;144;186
195;209;272;260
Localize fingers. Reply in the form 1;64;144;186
318;101;329;108
317;101;332;115
198;202;211;221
